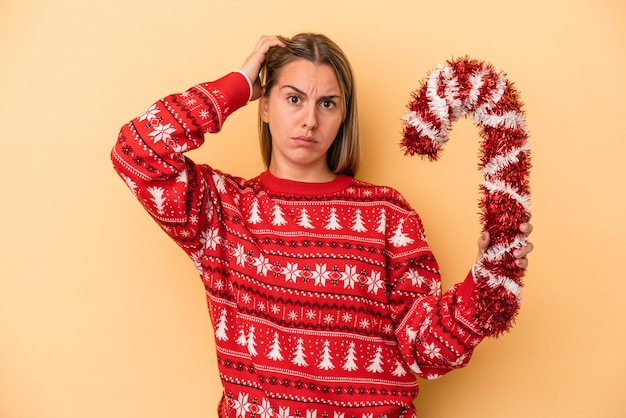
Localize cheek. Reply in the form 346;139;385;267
329;117;344;138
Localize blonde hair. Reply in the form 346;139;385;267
259;33;361;176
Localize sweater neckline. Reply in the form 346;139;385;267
259;170;353;195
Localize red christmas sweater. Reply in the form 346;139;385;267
111;71;488;418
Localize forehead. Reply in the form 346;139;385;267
276;59;341;94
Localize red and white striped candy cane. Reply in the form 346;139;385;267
401;57;531;335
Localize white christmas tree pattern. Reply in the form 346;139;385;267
342;342;358;371
248;198;262;224
236;328;247;346
211;172;226;193
389;218;415;247
297;208;315;229
266;332;284;361
324;207;342;230
175;168;187;185
215;308;229;341
291;338;308;367
351;209;367;232
391;359;407;376
245;326;258;356
146;186;166;215
317;340;335;370
271;204;287;226
366;346;384;373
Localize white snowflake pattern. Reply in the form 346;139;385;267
365;271;384;294
138;104;160;122
241;293;251;304
341;265;359;289
428;279;442;296
359;318;370;329
200;227;221;250
288;311;298;321
342;313;353;322
232;392;251;418
270;304;280;315
257;398;273;418
311;263;330;286
323;314;334;324
148;123;176;144
404;268;426;287
423;342;442;359
253;254;272;276
232;244;247;266
282;262;301;283
277;406;294;418
305;310;317;320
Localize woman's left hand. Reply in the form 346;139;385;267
476;223;534;268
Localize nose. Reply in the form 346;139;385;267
302;103;317;130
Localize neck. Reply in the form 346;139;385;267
268;162;337;183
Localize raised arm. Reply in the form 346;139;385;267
111;71;251;225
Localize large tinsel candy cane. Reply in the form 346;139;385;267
401;57;531;336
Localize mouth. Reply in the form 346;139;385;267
293;136;317;144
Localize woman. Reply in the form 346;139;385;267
112;33;533;418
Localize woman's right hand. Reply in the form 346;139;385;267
240;35;286;101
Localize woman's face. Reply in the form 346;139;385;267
260;59;344;181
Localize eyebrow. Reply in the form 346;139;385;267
281;84;341;101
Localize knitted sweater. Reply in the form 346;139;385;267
111;71;487;418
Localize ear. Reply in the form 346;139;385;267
259;92;269;123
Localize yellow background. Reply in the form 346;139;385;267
1;0;624;416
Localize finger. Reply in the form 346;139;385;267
513;241;533;258
520;222;533;235
475;231;490;264
241;36;286;86
477;231;490;253
524;241;534;255
252;35;286;58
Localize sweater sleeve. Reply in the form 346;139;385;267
388;211;487;380
110;71;250;251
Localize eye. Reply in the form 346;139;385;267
320;100;336;109
288;95;301;104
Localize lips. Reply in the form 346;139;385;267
293;136;316;144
